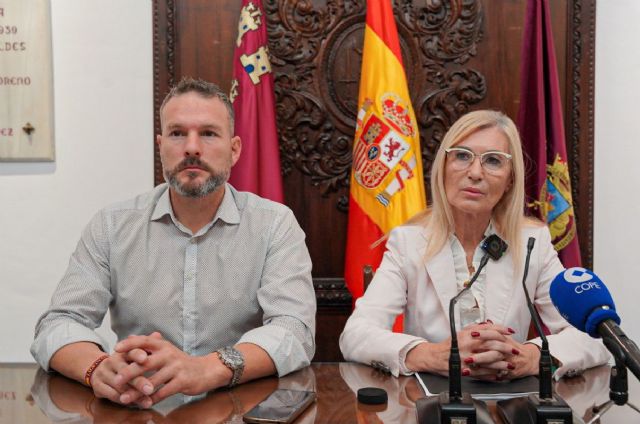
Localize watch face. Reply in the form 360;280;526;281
227;351;242;367
220;347;244;369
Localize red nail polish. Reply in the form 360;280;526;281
462;369;470;376
508;327;516;334
464;357;474;364
512;348;520;355
508;363;515;370
471;331;480;337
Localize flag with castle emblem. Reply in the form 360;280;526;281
229;0;283;202
345;0;427;308
518;0;581;267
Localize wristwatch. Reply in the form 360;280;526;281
216;346;245;387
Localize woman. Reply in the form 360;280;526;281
339;110;609;380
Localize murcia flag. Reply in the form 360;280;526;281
345;0;427;305
518;0;581;267
229;0;283;203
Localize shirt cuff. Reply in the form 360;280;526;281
398;339;427;375
237;325;310;377
31;322;110;371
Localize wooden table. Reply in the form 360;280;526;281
1;362;638;423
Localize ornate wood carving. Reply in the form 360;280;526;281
566;0;595;268
152;0;177;186
265;0;485;207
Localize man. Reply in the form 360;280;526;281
31;78;316;408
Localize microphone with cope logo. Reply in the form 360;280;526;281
550;267;620;337
550;267;640;381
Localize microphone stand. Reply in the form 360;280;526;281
420;254;493;424
586;340;640;424
497;238;573;424
439;255;491;422
418;234;507;424
596;319;640;381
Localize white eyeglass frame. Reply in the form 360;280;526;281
444;147;512;172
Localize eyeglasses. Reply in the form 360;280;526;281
444;147;512;173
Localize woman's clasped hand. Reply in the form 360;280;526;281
406;320;540;381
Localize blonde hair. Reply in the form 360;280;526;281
407;110;530;268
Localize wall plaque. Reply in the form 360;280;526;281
0;0;54;161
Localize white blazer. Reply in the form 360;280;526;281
339;224;610;378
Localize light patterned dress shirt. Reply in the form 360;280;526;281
31;183;316;377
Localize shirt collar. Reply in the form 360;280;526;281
150;183;241;228
213;184;241;225
151;185;174;222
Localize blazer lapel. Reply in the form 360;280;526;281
424;241;458;320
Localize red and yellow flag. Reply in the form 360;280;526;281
345;0;427;304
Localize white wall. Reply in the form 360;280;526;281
0;0;639;362
0;0;153;361
594;1;640;345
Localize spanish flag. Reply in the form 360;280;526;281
345;0;426;305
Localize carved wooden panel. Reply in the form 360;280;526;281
267;0;486;204
566;0;595;270
153;0;596;361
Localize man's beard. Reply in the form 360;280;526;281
163;156;230;198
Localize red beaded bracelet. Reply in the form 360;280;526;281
84;354;109;387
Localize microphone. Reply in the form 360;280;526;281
522;238;552;399
497;238;572;424
438;234;508;423
447;234;507;398
549;267;640;380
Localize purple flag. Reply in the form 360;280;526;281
518;0;581;267
229;0;283;203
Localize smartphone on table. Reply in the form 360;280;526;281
242;389;316;423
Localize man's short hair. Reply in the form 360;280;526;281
159;77;235;132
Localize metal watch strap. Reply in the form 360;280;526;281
216;346;245;387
